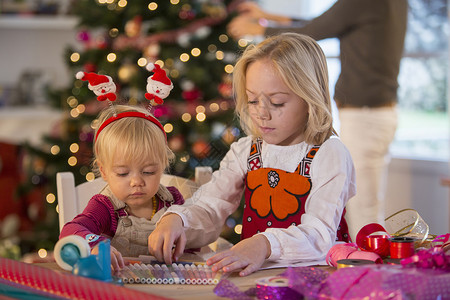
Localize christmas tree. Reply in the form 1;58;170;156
18;0;248;257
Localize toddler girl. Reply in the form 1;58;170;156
60;104;184;270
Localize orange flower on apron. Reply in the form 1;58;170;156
246;168;311;220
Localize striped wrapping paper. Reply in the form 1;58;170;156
0;258;169;300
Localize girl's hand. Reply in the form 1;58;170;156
148;214;186;264
206;235;271;276
91;244;125;271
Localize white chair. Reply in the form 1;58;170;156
56;167;212;233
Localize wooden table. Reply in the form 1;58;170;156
37;262;331;300
126;267;286;300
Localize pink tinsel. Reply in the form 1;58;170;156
401;247;450;271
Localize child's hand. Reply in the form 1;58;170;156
91;244;125;271
148;213;186;265
206;235;271;276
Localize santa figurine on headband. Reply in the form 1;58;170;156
76;72;117;102
145;63;173;106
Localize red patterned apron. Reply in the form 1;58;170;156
241;138;350;242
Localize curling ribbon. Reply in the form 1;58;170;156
255;276;302;300
433;233;450;253
336;259;375;269
326;243;382;267
327;223;392;267
355;223;391;258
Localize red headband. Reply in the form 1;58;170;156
95;111;166;142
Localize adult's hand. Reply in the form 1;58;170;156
236;2;268;19
227;15;265;40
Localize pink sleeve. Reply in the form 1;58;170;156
59;194;117;248
166;186;185;205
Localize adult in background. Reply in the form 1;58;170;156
228;0;408;240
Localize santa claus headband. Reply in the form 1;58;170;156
76;67;170;142
76;72;112;88
147;63;172;85
95;111;166;142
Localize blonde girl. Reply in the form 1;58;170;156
149;33;355;276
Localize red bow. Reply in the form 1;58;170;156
145;93;164;105
97;93;117;102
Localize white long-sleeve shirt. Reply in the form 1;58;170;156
165;135;356;263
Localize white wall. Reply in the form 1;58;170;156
385;157;449;235
0;16;79;89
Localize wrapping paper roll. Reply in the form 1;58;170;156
255;276;303;299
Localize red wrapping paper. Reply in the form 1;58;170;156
0;258;169;300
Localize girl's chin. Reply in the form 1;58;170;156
260;135;281;145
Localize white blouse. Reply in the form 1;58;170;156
164;135;356;263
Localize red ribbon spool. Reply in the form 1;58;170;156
389;237;415;259
356;223;391;258
366;235;391;258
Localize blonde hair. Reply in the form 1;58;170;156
92;105;174;176
233;33;336;145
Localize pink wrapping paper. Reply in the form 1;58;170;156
285;264;450;300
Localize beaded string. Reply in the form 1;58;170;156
123;196;157;220
151;196;158;220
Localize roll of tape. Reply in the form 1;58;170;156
255;276;302;299
54;235;91;271
336;259;375;269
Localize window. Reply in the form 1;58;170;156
395;0;448;161
260;0;449;161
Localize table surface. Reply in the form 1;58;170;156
38;262;332;300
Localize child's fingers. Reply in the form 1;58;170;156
148;234;164;262
222;259;248;273
151;242;164;263
91;246;99;256
172;233;186;262
162;237;175;265
239;263;259;277
110;247;125;271
111;252;120;271
206;250;228;265
116;252;125;269
207;252;238;273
